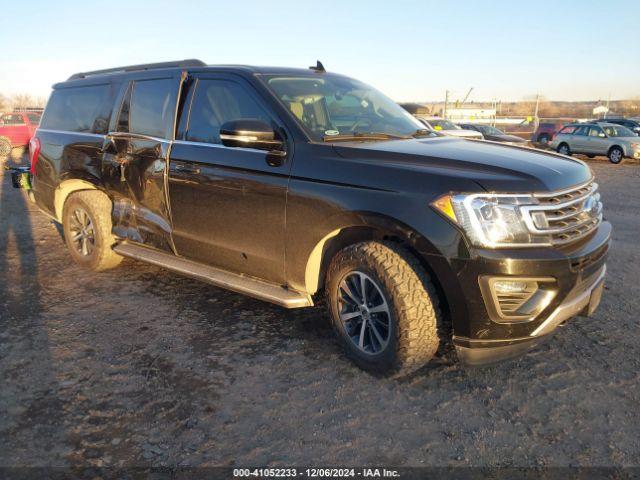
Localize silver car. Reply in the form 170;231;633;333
550;122;640;164
416;116;484;139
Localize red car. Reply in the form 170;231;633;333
0;111;41;157
531;120;570;146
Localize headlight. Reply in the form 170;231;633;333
431;193;551;248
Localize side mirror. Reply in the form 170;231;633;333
220;119;284;152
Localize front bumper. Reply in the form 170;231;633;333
451;221;611;366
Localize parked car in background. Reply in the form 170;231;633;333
595;118;640;135
531;120;568;146
14;60;610;374
550;122;640;164
415;117;483;139
458;124;527;145
0;111;42;157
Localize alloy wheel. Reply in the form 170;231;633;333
337;271;391;355
609;149;622;163
69;207;96;257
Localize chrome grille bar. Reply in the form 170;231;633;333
522;182;603;246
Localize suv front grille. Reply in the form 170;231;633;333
522;182;603;246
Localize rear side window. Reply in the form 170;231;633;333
558;126;577;134
185;79;270;145
128;78;175;138
27;113;41;124
41;84;112;133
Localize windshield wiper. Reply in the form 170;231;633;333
412;128;439;138
323;132;412;142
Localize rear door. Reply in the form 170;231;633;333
570;125;590;153
102;74;183;253
168;74;292;284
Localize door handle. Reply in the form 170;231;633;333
173;163;201;174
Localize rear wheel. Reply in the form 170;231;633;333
325;241;442;377
608;146;624;164
0;137;11;157
62;191;123;271
537;134;550;146
557;143;571;156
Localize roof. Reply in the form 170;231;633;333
56;59;340;88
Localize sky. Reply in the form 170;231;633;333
1;0;639;103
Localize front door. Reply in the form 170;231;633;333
102;75;182;252
586;125;609;155
168;75;292;284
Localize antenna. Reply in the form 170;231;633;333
309;60;326;72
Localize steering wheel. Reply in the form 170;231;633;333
350;117;373;134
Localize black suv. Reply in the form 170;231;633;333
17;60;610;376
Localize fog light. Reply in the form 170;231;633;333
492;280;530;294
479;276;557;323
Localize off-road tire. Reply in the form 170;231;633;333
608;146;624;164
62;191;123;271
326;241;442;377
0;137;11;157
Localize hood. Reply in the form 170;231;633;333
332;136;592;193
440;129;483;138
487;133;526;143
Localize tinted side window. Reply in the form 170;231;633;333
27;113;41;124
559;126;577;134
41;84;112;133
129;78;175;138
186;79;271;145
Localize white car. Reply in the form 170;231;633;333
416;117;483;139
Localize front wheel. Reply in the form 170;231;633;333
62;191;123;271
608;147;624;164
325;241;442;377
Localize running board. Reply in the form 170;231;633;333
113;242;313;309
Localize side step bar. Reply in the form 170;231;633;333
113;242;313;309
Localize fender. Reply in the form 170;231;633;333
300;212;469;336
53;179;100;221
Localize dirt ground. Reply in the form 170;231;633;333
1;153;639;471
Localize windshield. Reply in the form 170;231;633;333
262;74;425;141
603;125;635;137
425;119;459;131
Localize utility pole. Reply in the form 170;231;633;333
444;90;449;118
460;87;474;108
533;94;540;131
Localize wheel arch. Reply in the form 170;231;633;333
303;215;466;336
54;179;103;221
607;144;624;155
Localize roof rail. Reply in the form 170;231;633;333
67;59;206;81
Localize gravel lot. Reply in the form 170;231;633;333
0;154;639;471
